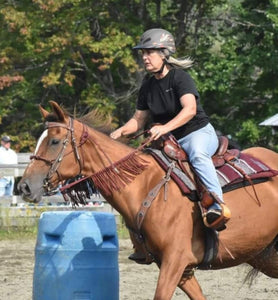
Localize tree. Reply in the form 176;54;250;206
0;0;277;151
196;0;278;148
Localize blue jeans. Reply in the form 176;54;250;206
178;123;223;207
0;177;14;196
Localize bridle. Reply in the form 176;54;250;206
30;118;89;193
30;114;153;201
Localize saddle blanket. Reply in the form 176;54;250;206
146;148;278;196
217;152;278;191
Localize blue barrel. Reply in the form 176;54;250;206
33;211;119;300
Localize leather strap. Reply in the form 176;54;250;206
136;163;174;231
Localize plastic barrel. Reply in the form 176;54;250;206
33;211;119;300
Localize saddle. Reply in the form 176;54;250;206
162;134;239;168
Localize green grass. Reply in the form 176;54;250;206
0;226;38;240
117;221;129;239
0;222;130;241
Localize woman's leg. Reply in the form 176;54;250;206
179;123;222;202
178;123;231;230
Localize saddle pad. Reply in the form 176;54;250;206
216;153;278;188
146;148;278;197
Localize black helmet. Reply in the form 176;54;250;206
133;28;176;55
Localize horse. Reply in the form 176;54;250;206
18;101;278;300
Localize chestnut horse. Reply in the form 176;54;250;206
18;101;278;300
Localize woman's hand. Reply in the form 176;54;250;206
110;128;123;139
110;109;149;140
149;124;168;140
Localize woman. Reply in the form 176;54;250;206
110;28;231;262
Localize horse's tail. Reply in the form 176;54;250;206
243;267;260;287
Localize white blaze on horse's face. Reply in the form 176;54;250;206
34;129;48;155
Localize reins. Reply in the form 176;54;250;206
31;118;153;196
60;131;153;195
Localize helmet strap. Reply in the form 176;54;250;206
152;60;166;75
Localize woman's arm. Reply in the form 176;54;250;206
150;93;196;139
110;109;150;139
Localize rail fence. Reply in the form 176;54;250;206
0;153;119;227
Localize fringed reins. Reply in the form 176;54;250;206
60;128;151;198
89;151;149;195
32;117;150;200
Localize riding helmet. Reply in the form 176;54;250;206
133;28;176;55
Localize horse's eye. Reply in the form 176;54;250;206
51;139;60;145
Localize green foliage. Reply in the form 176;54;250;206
0;0;277;151
235;119;260;147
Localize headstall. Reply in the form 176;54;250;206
30;118;88;194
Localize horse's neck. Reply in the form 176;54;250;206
82;128;134;173
80;127;160;222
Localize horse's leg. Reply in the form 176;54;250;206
153;257;206;300
153;262;188;300
178;272;206;300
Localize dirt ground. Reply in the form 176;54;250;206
0;238;277;300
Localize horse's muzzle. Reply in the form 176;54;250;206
17;180;42;203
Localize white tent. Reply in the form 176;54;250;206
259;114;278;126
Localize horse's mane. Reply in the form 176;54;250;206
44;105;115;135
78;110;115;135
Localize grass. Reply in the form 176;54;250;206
0;222;130;241
117;221;130;239
0;226;38;240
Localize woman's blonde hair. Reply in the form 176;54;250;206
166;55;194;69
159;49;193;69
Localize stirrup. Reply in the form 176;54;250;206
203;204;231;231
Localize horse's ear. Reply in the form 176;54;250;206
39;105;49;119
49;101;66;122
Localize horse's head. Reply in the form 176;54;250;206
18;101;83;202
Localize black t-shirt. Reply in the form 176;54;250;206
136;68;209;139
